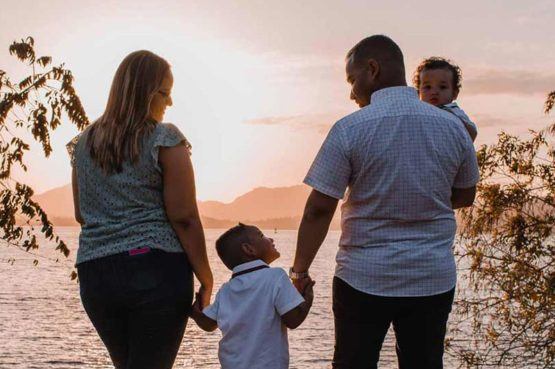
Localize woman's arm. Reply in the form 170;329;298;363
159;144;214;307
71;167;84;225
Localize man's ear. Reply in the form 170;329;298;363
367;59;380;80
241;243;256;257
453;88;459;101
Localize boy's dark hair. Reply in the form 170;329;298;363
215;223;253;270
413;57;462;92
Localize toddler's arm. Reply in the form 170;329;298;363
441;103;478;142
190;297;218;332
281;279;315;329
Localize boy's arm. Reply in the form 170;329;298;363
281;280;315;329
441;103;478;142
190;297;218;332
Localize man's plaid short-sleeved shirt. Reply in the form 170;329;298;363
304;87;479;297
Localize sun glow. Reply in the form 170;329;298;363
7;16;300;202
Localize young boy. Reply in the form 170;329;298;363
413;57;478;142
190;223;314;369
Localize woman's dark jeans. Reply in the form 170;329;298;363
78;249;193;369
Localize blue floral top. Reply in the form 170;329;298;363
67;123;191;265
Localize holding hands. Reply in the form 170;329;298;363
190;289;218;332
293;276;315;306
281;275;315;329
196;284;212;312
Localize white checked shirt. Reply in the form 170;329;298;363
304;87;479;297
203;260;304;369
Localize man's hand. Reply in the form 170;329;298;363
301;278;315;306
293;276;313;294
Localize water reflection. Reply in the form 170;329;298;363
1;228;451;368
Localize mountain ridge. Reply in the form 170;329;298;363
31;183;335;229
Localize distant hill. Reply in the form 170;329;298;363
33;184;75;221
198;185;312;220
30;182;474;232
31;183;338;229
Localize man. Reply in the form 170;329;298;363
289;35;479;369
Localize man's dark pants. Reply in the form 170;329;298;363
332;277;455;369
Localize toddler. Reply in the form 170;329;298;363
413;57;477;142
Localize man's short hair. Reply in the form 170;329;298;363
215;223;253;270
412;57;462;92
346;35;405;72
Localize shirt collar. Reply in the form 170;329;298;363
369;86;418;105
442;102;459;109
232;259;268;274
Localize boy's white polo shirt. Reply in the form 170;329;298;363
203;259;304;369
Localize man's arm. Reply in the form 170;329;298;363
292;190;338;287
281;280;315;329
451;186;476;209
462;121;478;142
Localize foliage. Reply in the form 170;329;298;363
449;92;555;368
0;37;89;275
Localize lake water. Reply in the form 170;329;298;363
1;228;463;368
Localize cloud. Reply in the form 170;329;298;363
464;70;555;96
458;113;551;131
244;112;348;132
471;114;519;128
470;113;553;146
244;111;544;133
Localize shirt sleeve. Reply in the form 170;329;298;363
66;133;82;168
303;123;351;199
442;104;478;142
453;133;480;189
274;270;305;316
151;123;192;172
202;290;220;320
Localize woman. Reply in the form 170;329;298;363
68;50;213;369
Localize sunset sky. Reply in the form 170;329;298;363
2;0;554;202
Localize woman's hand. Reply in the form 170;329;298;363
197;284;213;310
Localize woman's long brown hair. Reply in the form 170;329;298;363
87;50;170;174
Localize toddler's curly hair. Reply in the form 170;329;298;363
413;57;462;92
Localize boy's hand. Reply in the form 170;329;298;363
190;293;203;320
282;278;315;330
190;293;218;332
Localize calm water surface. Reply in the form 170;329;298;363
1;228;462;368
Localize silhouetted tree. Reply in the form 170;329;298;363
448;92;554;368
0;37;88;275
